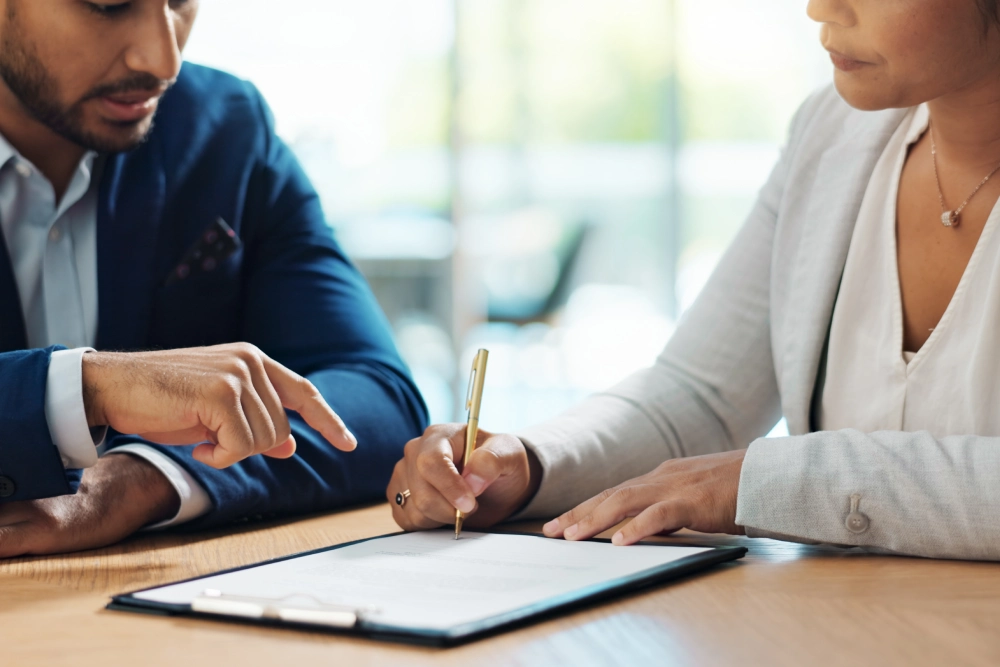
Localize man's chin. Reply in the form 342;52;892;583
83;119;154;153
60;114;156;153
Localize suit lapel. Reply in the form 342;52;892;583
782;111;906;434
95;134;166;351
0;227;26;353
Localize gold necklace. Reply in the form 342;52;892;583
930;123;1000;228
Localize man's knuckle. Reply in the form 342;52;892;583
232;342;259;359
274;419;292;443
297;376;320;397
228;357;252;381
246;350;267;371
231;426;253;449
260;424;279;450
211;376;241;402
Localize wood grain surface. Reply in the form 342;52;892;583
3;502;1000;667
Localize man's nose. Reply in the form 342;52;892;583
123;2;183;83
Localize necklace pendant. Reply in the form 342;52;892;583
941;211;956;227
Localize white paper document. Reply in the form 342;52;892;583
134;531;713;632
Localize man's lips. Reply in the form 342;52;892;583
827;49;873;73
96;91;162;123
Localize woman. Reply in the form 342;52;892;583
387;0;1000;560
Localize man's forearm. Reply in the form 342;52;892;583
87;453;181;526
0;454;179;558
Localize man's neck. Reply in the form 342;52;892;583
0;84;86;202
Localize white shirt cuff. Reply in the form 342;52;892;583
45;347;105;469
106;444;213;529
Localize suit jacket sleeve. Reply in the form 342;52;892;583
0;347;83;501
107;88;428;529
736;430;1000;560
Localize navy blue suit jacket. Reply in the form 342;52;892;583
0;64;427;528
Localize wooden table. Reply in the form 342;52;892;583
4;503;1000;667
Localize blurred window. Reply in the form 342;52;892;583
185;1;829;430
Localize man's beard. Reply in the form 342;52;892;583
0;18;170;153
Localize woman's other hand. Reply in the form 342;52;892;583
543;450;747;545
387;424;542;531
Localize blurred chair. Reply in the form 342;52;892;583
465;207;593;325
338;212;458;423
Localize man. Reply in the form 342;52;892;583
0;0;427;556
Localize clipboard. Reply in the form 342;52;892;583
108;531;746;647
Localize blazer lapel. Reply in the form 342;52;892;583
0;228;26;353
781;111;906;434
95;134;166;351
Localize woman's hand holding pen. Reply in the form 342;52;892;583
388;425;746;544
542;450;747;545
387;424;542;531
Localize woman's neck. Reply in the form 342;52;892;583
927;81;1000;169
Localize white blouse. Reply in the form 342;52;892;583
820;103;1000;437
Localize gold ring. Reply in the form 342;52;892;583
395;489;411;507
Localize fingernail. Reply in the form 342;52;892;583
564;524;579;540
346;429;358;446
612;531;624;546
456;496;476;514
466;474;487;495
542;519;560;535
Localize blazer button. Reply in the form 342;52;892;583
0;475;16;498
845;511;870;534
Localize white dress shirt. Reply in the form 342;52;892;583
821;103;1000;436
0;133;210;526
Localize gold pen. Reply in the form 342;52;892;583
456;348;489;540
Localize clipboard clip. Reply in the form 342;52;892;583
191;590;378;629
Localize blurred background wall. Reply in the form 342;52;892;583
184;0;831;433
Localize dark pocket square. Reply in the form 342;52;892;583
165;217;242;286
